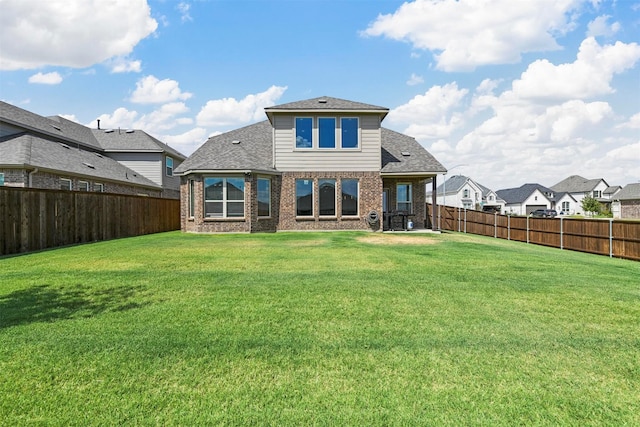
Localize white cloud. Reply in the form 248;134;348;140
587;15;620;38
407;73;424;86
110;58;142;73
130;75;192;104
387;83;469;139
177;2;193;23
196;85;287;127
160;127;208;156
59;114;79;123
92;107;139;130
28;71;62;85
362;0;581;71
616;112;640;130
0;0;157;70
512;37;640;100
133;102;190;131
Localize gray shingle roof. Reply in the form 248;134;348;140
496;183;554;204
175;121;445;175
614;183;640;200
174;120;276;174
0;133;160;188
92;129;185;159
266;96;388;112
551;175;608;192
380;128;446;175
1;101;102;150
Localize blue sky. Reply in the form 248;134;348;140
1;0;639;190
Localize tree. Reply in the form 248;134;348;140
581;195;601;215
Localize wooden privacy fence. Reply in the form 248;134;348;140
428;204;640;261
1;187;180;256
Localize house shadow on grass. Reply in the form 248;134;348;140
0;283;152;329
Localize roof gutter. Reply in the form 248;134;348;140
174;169;282;177
28;168;38;188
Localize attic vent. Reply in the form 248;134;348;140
104;129;114;133
83;162;95;169
94;153;103;158
51;124;62;131
232;140;241;144
318;98;327;104
125;129;135;134
401;151;411;156
60;143;70;149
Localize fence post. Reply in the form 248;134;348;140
609;219;613;258
494;212;497;238
560;217;563;250
458;207;461;232
526;215;530;244
508;215;511;241
464;208;467;233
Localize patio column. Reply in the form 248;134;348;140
432;176;438;231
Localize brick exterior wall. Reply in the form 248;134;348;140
180;172;383;233
0;168;161;197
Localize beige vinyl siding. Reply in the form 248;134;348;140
273;114;381;172
106;152;163;185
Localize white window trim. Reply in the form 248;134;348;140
295;117;314;150
204;176;245;219
94;183;104;192
78;181;89;191
60;178;72;191
396;182;413;213
340;117;360;150
318;117;337;150
166;156;174;177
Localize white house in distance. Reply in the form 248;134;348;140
428;175;505;212
550;175;611;215
496;183;555;215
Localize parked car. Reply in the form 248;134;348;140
530;209;557;218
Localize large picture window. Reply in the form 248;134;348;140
295;117;313;148
341;179;359;216
258;177;271;217
318;117;336;149
341;118;359;149
296;179;313;216
204;177;245;218
319;179;336;216
397;183;412;213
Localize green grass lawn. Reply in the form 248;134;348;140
1;231;638;426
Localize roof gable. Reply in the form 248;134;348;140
551;175;608;193
497;183;553;204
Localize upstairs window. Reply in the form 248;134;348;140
318;117;336;149
593;191;601;198
295;117;313;148
463;189;469;198
340;118;359;148
60;178;72;191
94;183;104;192
78;181;89;192
166;156;174;176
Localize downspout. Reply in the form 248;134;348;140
28;168;38;188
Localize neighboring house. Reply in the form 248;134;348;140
611;183;640;219
427;175;505;212
554;192;578;215
0;101;185;198
550;175;610;215
496;183;555;215
174;96;446;233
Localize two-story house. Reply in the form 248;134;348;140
174;96;446;232
0;101;185;198
427;175;505;212
550;175;610;215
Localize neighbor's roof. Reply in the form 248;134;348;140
430;175;470;194
175;121;446;176
92;129;185;159
496;183;554;204
1;101;185;159
551;175;608;193
174;120;277;175
614;183;640;200
1;101;102;150
604;185;622;195
0;133;160;189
